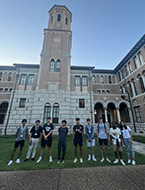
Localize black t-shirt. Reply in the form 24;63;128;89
43;123;54;139
30;125;42;138
73;125;84;139
58;127;68;141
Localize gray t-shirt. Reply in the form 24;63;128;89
15;126;28;141
97;123;107;139
58;126;68;141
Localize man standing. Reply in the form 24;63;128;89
73;118;84;163
24;120;42;162
97;117;111;163
37;117;54;163
85;118;96;161
8;119;28;166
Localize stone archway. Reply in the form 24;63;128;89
119;103;130;122
0;102;9;124
94;103;105;123
107;103;117;123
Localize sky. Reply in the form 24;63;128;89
0;0;145;69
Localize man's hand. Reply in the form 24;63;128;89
44;136;47;140
130;139;133;144
29;139;31;144
88;139;92;143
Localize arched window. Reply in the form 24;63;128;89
120;86;123;94
50;59;55;72
52;103;59;124
108;76;112;84
43;103;51;123
65;17;68;24
56;59;61;72
0;102;9;124
51;16;53;23
0;72;3;81
128;82;133;97
8;72;12;81
139;76;145;93
57;14;61;21
100;75;104;84
132;79;137;96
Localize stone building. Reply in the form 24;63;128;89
0;5;145;134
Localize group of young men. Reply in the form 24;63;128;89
7;116;136;166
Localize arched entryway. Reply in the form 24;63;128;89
107;103;117;123
0;102;9;124
94;103;105;123
119;103;130;122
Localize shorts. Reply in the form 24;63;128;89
73;138;83;147
87;139;95;147
14;140;25;148
99;138;108;146
113;144;122;152
41;137;52;148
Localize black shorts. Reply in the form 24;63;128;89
14;140;25;148
41;137;52;148
99;138;108;146
73;138;83;147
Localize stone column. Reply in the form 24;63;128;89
104;107;108;123
117;108;121;123
128;108;133;124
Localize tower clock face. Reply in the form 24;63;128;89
54;37;61;42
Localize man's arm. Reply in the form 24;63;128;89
29;133;32;143
46;130;53;138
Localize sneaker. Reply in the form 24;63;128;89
73;158;78;163
16;158;20;164
88;155;91;161
120;159;126;166
24;158;29;162
37;157;42;163
8;160;13;166
57;160;60;164
49;156;53;162
31;158;35;161
100;158;104;163
62;160;65;164
80;158;83;163
114;159;119;164
127;159;131;164
106;158;111;163
92;155;97;162
132;160;136;165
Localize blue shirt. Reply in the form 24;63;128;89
97;123;107;139
85;125;94;140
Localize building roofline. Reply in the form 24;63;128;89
71;66;95;71
0;65;16;70
92;69;114;74
49;5;72;15
13;63;39;69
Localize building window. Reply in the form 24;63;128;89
43;103;51;124
9;88;13;92
20;74;27;85
124;65;129;76
138;52;143;65
51;16;53;23
56;59;61;72
52;103;59;124
132;80;137;96
82;76;88;86
118;72;121;81
0;88;3;92
129;83;133;97
120;86;123;94
128;62;132;73
65;17;68;24
108;76;112;84
75;76;80;86
106;90;110;94
57;14;61;21
50;59;55;72
79;99;85;108
139;77;145;93
133;56;137;69
0;72;3;81
8;72;12;81
19;98;26;108
134;106;143;123
121;69;125;79
100;75;104;84
27;74;34;85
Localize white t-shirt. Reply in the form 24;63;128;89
110;127;121;145
122;126;131;139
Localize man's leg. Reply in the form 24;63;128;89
31;138;39;159
80;145;83;158
40;147;45;157
10;147;17;160
105;145;109;158
100;145;104;158
62;141;66;161
58;140;61;160
26;139;34;159
75;146;77;158
18;147;23;158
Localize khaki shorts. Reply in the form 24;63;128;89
113;144;122;152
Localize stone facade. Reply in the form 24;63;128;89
0;5;145;134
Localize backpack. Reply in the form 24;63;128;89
97;123;107;134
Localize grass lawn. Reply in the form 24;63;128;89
133;135;145;144
0;135;145;171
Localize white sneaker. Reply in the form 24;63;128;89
100;158;104;163
49;156;53;162
120;159;126;166
88;155;91;161
57;160;60;164
127;159;131;164
114;159;119;164
62;160;65;164
106;158;111;163
8;160;13;166
80;158;83;163
37;157;42;163
73;158;78;163
16;158;20;164
132;160;136;165
92;156;97;162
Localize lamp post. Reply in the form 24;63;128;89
5;67;19;135
89;69;93;124
121;78;136;132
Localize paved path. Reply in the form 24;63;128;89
0;165;145;190
133;141;145;156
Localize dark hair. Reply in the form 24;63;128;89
62;120;67;124
87;118;90;121
36;120;40;123
110;121;119;129
76;118;80;121
120;120;127;130
98;117;103;121
22;119;27;123
47;117;51;120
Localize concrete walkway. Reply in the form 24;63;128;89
133;141;145;156
0;165;145;190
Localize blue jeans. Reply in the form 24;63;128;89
123;138;135;158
